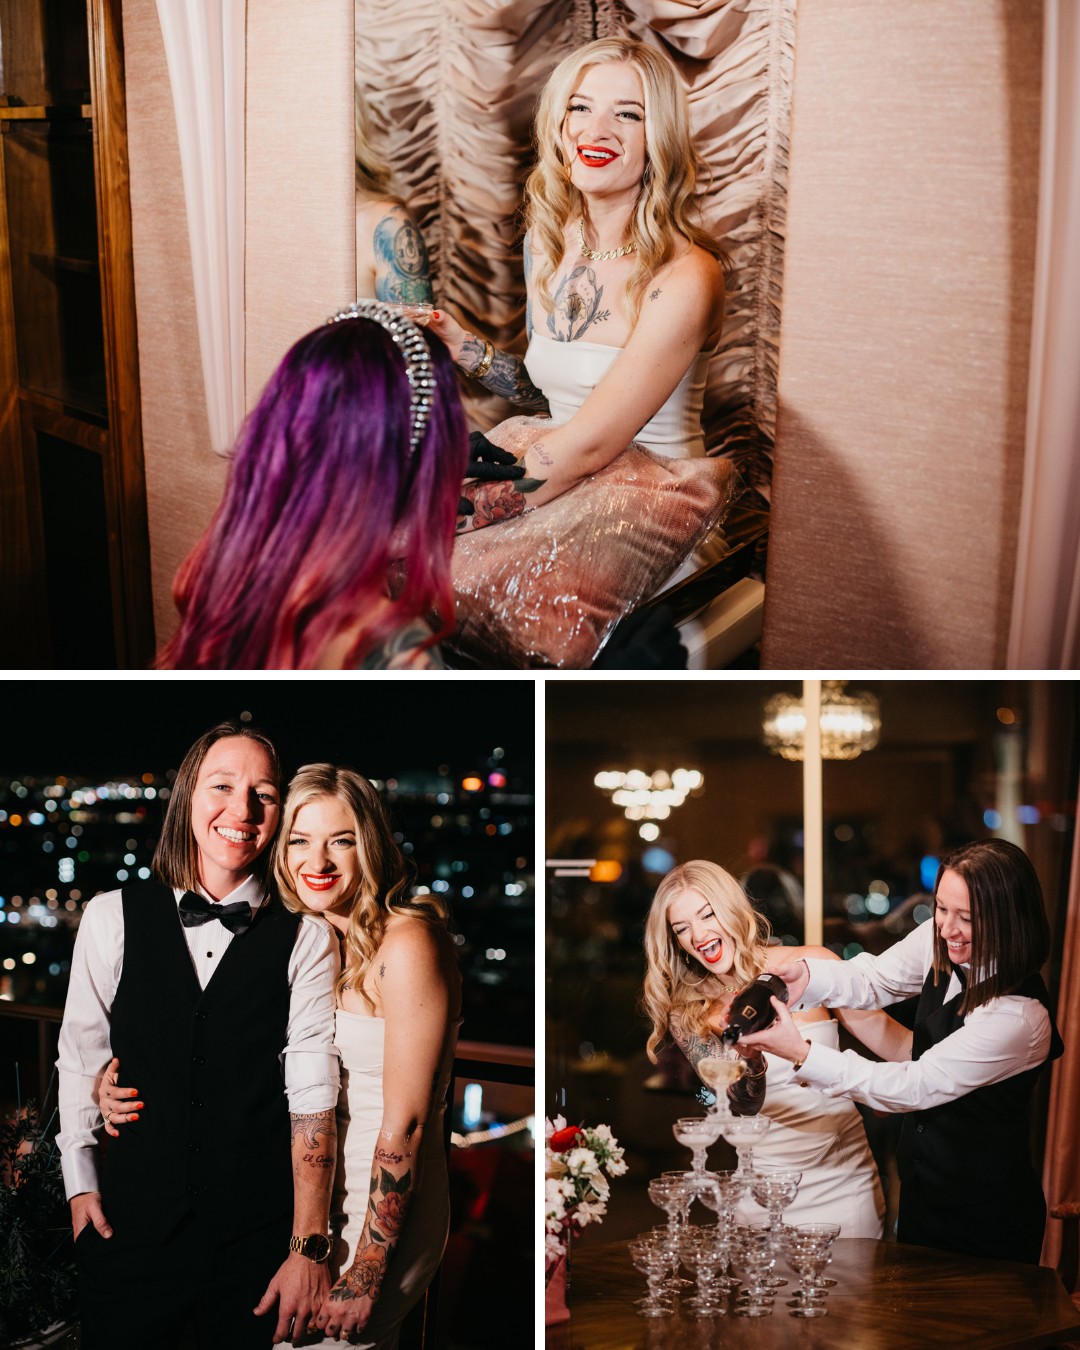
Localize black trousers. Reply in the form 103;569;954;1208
75;1211;292;1350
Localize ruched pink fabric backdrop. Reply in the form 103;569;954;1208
355;0;796;500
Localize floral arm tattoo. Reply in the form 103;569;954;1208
458;335;548;410
372;210;434;305
455;472;547;534
329;1130;417;1309
668;1019;766;1118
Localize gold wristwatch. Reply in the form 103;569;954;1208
290;1233;331;1263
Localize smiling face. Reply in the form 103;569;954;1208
285;794;361;930
666;887;737;976
190;736;279;899
935;868;973;966
562;61;647;208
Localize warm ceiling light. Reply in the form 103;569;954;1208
593;768;703;822
763;681;881;761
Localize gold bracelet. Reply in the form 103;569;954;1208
471;339;495;379
791;1041;812;1073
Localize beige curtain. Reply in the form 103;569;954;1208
1008;0;1080;669
355;0;795;493
155;0;247;456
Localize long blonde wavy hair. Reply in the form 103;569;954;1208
525;37;723;327
274;764;448;1010
643;860;770;1062
355;83;400;203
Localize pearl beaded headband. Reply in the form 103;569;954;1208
326;300;435;454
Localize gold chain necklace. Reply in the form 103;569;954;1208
578;218;636;262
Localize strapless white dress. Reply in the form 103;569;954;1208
308;1011;461;1350
524;333;713;459
734;1018;885;1238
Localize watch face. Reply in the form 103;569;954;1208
294;1234;331;1262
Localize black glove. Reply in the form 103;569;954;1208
592;604;688;670
466;430;526;482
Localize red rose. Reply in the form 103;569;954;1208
549;1125;583;1152
375;1191;408;1236
474;482;526;526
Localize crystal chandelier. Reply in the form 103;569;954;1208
763;681;881;761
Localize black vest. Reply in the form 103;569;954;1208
101;880;301;1243
896;965;1063;1263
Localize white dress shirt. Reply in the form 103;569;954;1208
789;918;1052;1113
57;876;340;1198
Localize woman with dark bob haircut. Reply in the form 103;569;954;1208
742;838;1063;1263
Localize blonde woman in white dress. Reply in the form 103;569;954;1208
644;860;889;1237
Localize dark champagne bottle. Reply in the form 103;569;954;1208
720;974;789;1044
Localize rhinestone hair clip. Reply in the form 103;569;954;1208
326;300;435;453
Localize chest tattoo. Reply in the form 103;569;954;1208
548;265;611;342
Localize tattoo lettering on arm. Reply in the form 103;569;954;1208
373;213;434;305
548;266;610;342
374;1146;404;1166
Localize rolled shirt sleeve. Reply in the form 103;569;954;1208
56;890;124;1198
793;918;1052;1112
283;914;341;1115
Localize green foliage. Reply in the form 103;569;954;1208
0;1103;77;1342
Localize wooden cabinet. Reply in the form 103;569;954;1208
0;0;152;668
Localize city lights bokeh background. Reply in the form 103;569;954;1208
0;681;534;1044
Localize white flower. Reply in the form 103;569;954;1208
564;1146;600;1176
545;1115;567;1141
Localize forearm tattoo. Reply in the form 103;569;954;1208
291;1109;336;1170
459;336;547;409
329;1165;415;1305
456;476;547;533
373;212;434;305
670;1022;766;1117
548;265;610;342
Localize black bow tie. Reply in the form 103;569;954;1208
178;891;253;936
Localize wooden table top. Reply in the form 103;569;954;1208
547;1236;1080;1350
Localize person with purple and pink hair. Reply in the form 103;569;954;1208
157;303;469;669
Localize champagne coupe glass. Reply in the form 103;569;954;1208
629;1237;676;1318
695;1171;739;1293
785;1236;831;1318
673;1115;723;1179
680;1229;727;1319
794;1222;840;1290
750;1169;802;1279
697;1049;746;1118
730;1226;776;1318
660;1169;697;1228
648;1175;690;1240
719;1114;772;1193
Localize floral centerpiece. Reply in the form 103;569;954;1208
544;1115;626;1323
